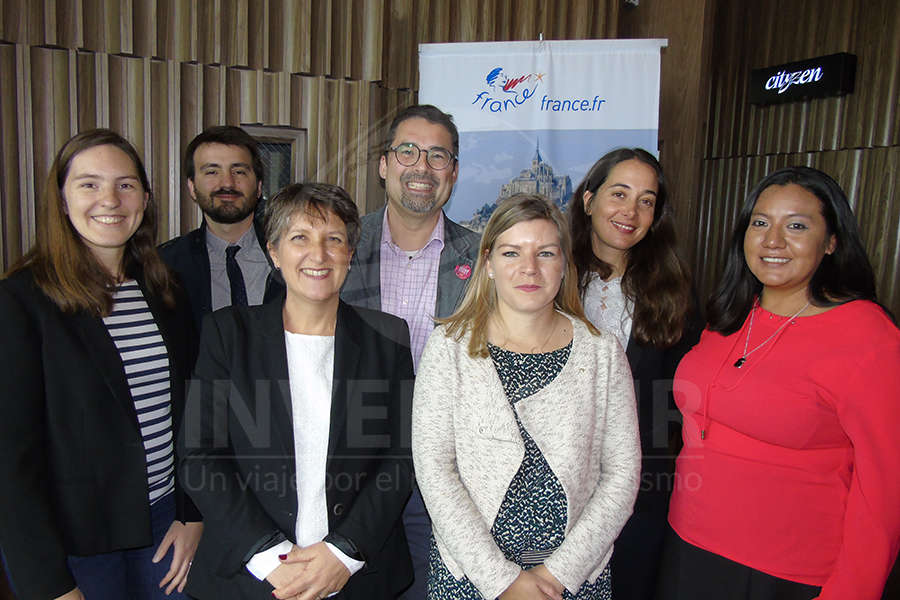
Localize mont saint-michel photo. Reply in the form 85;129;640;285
445;128;658;229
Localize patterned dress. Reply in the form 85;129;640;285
427;341;613;599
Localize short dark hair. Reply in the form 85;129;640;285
183;125;264;183
386;104;459;157
264;183;361;250
708;166;882;334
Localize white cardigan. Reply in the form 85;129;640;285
412;314;641;599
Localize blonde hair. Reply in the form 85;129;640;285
440;193;597;358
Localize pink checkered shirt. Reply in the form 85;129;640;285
379;208;444;371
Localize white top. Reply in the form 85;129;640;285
582;275;633;351
245;332;364;583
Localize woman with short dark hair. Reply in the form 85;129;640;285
658;166;900;600
180;182;414;600
0;128;201;600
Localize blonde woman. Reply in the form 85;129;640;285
413;194;640;600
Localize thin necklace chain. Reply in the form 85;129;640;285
495;314;560;354
734;300;810;368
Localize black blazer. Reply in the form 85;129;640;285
179;298;414;599
609;304;703;600
624;312;702;513
0;267;200;600
158;218;284;332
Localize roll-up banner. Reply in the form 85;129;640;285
419;39;667;230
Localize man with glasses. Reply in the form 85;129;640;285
341;104;480;599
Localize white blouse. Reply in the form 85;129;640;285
245;331;363;584
582;275;633;351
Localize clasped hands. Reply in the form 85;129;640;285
499;564;565;600
267;542;351;600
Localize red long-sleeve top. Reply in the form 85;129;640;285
669;300;900;599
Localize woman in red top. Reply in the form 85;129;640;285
658;166;900;600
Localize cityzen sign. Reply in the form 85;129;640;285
749;53;856;105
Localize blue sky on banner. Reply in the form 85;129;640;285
418;39;665;225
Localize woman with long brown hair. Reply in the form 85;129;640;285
568;148;700;600
0;129;201;599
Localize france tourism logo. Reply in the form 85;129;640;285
472;66;544;112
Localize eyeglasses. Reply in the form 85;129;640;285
387;142;456;170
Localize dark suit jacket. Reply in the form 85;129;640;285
0;267;200;600
159;217;284;332
179;298;414;599
624;313;702;513
340;206;481;320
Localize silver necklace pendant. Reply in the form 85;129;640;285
733;357;746;368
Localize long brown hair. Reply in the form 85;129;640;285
7;128;175;315
569;148;691;348
441;193;597;358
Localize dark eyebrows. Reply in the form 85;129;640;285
198;161;252;171
607;182;657;196
751;211;813;220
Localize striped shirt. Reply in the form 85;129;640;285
102;281;174;505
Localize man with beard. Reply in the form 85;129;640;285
341;104;480;600
160;126;282;331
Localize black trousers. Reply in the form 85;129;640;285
655;528;821;600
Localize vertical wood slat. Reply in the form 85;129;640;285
310;0;332;76
158;0;196;62
267;0;311;74
196;0;221;66
29;46;72;211
247;0;267;69
0;43;22;267
359;0;383;81
179;62;203;233
107;54;146;148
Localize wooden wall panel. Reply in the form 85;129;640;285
695;0;900;320
1;0;621;272
707;0;899;159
